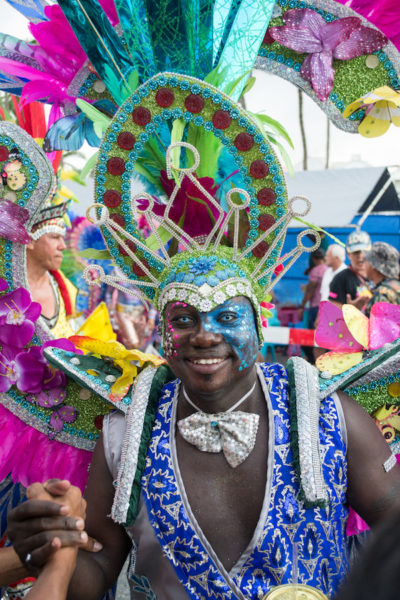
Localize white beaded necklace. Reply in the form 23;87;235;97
182;380;257;415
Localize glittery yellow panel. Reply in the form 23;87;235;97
388;382;400;398
342;305;369;348
316;350;363;376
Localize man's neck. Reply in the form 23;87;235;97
27;260;51;290
370;271;385;285
332;261;343;273
180;367;260;416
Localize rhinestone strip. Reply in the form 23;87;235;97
158;278;259;314
111;366;158;524
0;389;95;451
347;353;400;390
383;453;397;473
291;356;329;504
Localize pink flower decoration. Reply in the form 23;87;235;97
50;405;77;433
270;9;387;101
0;278;8;292
35;388;67;409
0;346;45;394
0;287;41;348
0;199;31;244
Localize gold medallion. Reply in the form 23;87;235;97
262;584;329;600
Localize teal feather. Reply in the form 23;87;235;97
213;0;241;67
215;0;275;100
58;0;136;104
114;0;157;81
115;0;213;81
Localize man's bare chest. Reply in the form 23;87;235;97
175;411;269;571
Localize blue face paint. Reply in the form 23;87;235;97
198;298;259;371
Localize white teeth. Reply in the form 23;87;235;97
191;358;224;365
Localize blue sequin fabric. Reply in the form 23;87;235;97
140;363;349;599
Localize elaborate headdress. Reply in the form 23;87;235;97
84;73;319;335
1;1;399;326
0;120;68;246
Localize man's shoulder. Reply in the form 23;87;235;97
331;267;352;283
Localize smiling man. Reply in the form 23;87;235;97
8;285;400;600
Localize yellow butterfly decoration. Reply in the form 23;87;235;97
344;86;400;137
69;335;165;402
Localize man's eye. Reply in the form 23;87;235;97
218;312;238;323
175;315;194;325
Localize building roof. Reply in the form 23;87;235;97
286;167;400;228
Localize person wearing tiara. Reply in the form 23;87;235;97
26;210;78;338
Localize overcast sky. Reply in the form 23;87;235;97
2;0;399;173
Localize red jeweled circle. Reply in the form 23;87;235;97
250;160;269;179
184;94;205;114
212;110;232;130
107;157;125;176
132;107;152;126
155;88;175;107
235;132;254;152
259;213;276;231
257;188;276;206
103;190;122;208
252;240;270;257
117;132;136;150
0;146;10;161
109;213;125;227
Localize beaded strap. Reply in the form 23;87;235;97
287;356;329;507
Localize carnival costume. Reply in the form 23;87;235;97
1;0;400;598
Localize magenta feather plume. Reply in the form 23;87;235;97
336;0;400;50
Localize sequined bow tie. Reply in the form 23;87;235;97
177;411;260;468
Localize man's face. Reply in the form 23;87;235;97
164;296;259;398
324;247;334;267
364;260;374;280
348;250;366;275
27;233;66;271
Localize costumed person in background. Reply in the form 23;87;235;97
0;120;149;599
64;214;115;319
364;242;400;317
329;230;372;309
114;279;159;353
26;199;77;338
320;244;347;302
110;216;160;353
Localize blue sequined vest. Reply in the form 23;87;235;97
139;362;349;599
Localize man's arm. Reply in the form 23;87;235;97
339;391;400;525
65;435;132;599
26;548;78;600
0;547;27;586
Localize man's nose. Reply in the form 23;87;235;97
59;238;67;250
190;322;223;346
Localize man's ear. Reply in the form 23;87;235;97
26;238;35;250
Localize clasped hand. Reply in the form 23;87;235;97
7;479;102;573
